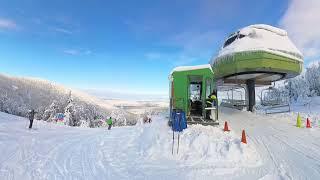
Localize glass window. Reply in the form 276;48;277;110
223;35;237;48
190;83;201;101
239;34;246;39
206;79;212;97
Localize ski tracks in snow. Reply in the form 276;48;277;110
0;120;143;180
1;110;320;180
222;108;320;180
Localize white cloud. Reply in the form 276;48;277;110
63;49;79;55
63;49;92;56
280;0;320;59
144;51;200;66
84;50;92;55
53;27;73;34
0;18;18;30
144;52;163;60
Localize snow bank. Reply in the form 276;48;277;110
136;116;261;168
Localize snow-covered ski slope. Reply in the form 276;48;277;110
0;107;320;180
221;108;320;179
0;73;137;127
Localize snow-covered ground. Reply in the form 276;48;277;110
1;103;320;180
221;108;320;179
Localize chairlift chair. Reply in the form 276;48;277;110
220;85;247;110
260;84;290;114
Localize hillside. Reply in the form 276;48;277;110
0;73;137;127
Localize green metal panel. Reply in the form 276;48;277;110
171;67;214;114
213;51;303;80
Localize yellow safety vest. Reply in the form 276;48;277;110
206;95;217;104
210;95;217;100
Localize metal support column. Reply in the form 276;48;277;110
246;79;256;112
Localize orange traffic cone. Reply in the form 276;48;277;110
224;121;230;132
241;130;247;144
306;118;311;128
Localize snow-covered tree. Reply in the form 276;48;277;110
64;91;76;126
0;74;137;127
43;100;59;121
264;61;320;103
285;75;310;101
305;62;320;96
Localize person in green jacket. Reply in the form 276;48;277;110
107;117;113;130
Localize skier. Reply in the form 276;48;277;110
143;116;148;123
107;117;113;130
28;109;37;129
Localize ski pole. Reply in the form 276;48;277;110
172;130;175;155
177;112;182;154
177;133;180;154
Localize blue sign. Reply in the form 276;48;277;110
56;113;65;121
171;111;187;132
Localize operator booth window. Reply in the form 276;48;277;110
190;84;202;101
206;79;212;97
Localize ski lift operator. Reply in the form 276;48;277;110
206;91;217;119
206;91;217;106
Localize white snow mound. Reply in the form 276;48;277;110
136;117;261;168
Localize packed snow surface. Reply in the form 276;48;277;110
213;24;303;63
1;106;320;179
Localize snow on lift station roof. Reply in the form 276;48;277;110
215;24;303;62
171;64;213;74
169;64;213;80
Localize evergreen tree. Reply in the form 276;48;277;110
64;91;76;126
43;100;59;121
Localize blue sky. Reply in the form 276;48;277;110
0;0;319;95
